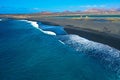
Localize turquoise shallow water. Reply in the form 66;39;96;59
0;19;120;80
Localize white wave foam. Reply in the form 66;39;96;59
58;40;65;44
19;20;56;36
19;20;39;28
39;23;67;35
58;34;120;74
0;19;2;21
43;31;56;35
28;21;39;28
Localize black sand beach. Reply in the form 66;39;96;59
65;27;120;50
0;15;120;50
37;18;120;50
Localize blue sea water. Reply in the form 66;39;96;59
0;18;120;80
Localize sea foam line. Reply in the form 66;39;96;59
0;19;2;21
58;34;120;74
20;20;56;36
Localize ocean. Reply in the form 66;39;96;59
0;18;120;80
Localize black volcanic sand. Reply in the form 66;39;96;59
1;17;119;50
64;27;120;50
35;18;120;50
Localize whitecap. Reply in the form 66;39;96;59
43;30;56;35
38;23;67;35
19;20;39;28
0;19;2;21
58;40;65;45
57;34;120;74
19;20;56;36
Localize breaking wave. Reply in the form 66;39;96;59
19;20;120;74
57;35;120;74
0;19;120;80
21;19;120;74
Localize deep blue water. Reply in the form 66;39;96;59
0;18;120;80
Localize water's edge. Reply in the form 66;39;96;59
0;18;120;80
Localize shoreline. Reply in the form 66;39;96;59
64;27;120;50
36;18;120;50
0;17;120;50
